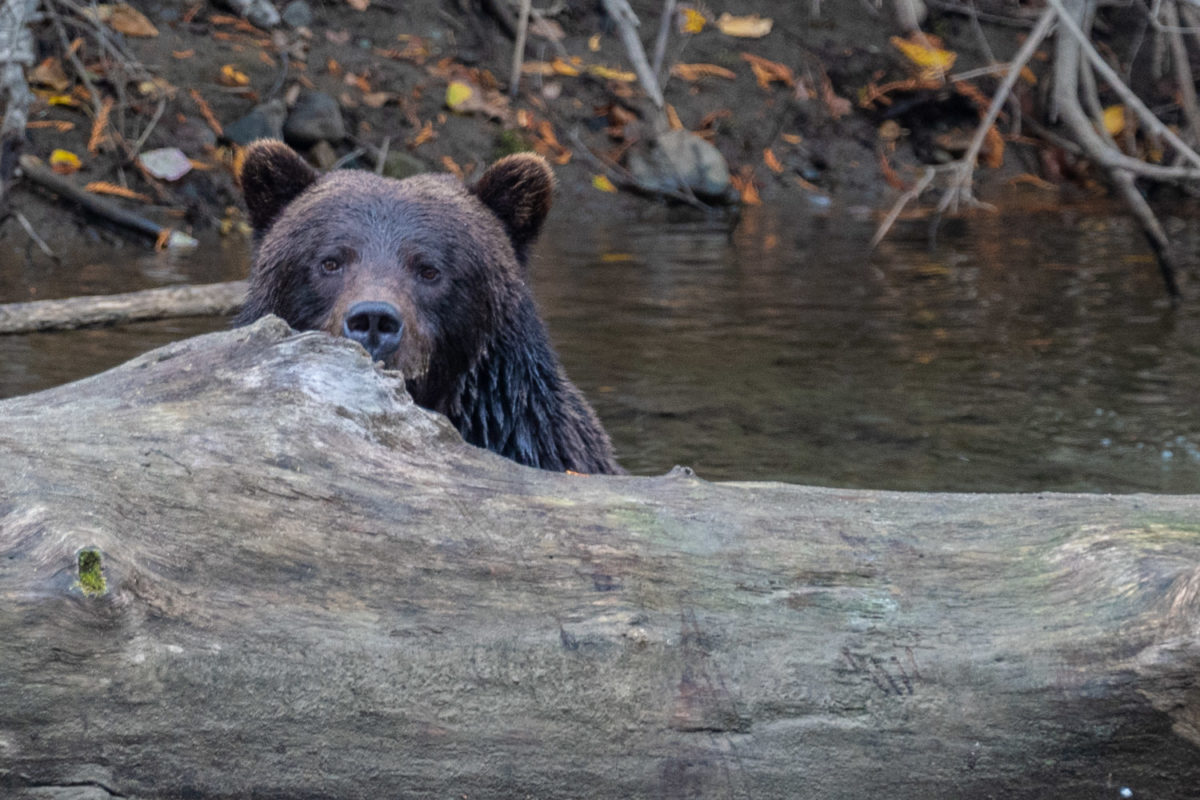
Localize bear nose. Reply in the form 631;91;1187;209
343;301;404;363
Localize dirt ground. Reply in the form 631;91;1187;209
8;1;1041;248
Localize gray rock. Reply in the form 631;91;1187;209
281;0;312;29
283;92;346;146
222;99;287;145
626;129;734;203
220;0;281;29
381;151;428;180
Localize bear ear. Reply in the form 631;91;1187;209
472;153;555;263
239;139;319;234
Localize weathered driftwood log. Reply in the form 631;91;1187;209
1;317;1198;800
0;280;245;333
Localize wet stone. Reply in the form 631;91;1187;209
223;99;286;146
283;92;346;146
281;0;313;29
626;129;734;203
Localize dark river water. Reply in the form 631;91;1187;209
4;201;1200;493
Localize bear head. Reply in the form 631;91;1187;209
234;140;555;412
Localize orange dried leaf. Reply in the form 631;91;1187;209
441;156;464;180
345;72;371;92
740;53;793;89
780;132;803;145
27;120;75;132
85;181;151;202
189;89;223;137
671;63;737;82
410;120;435;148
105;4;159;37
763;147;783;174
30;57;71;91
878;150;906;190
730;167;761;204
327;58;342;76
665;104;683;130
173;49;195;59
982;125;1005;168
87;97;114;154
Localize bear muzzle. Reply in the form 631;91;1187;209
343;300;404;364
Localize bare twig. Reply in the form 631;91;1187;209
509;0;532;99
1164;1;1200;145
870;165;937;248
600;0;665;109
19;155;198;249
14;210;57;259
0;0;39;217
650;0;677;84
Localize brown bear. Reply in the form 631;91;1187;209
235;140;623;475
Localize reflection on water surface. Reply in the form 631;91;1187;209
3;203;1200;493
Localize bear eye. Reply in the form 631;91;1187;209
417;264;441;282
319;258;342;274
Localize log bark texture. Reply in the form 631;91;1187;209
1;317;1199;799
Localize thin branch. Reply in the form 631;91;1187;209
600;0;665;109
509;0;532;99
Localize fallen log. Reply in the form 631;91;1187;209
0;280;245;333
1;317;1198;799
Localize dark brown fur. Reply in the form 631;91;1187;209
235;141;622;474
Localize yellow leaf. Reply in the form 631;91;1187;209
671;63;737;81
445;80;473;110
48;94;79;107
49;149;82;174
592;174;617;193
551;58;580;77
1019;66;1037;85
680;7;706;34
218;64;249;87
890;36;956;77
716;13;772;38
586;65;636;82
1102;105;1125;136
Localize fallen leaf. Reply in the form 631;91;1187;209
218;64;250;87
345;72;371;92
27;120;75;132
85;181;151;202
665;104;683;130
346;0;369;10
982;125;1005;168
587;65;636;82
139;147;193;181
530;17;564;41
445;80;474;111
1102;105;1125;137
671;63;737;82
780;132;803;145
741;53;793;89
104;4;159;37
362;91;391;108
730;166;761;204
87;97;114;154
890;35;956;79
189;89;223;137
763;147;783;174
49;148;82;175
30;57;71;91
410;120;435;148
679;6;706;34
441;156;464;180
592;175;618;193
326;29;351;45
173;49;195;59
588;34;601;52
716;13;772;38
48;94;79;107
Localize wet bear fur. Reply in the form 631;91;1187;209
235;140;622;474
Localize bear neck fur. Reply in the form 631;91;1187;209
410;294;622;476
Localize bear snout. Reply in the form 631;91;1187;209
343;301;405;363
